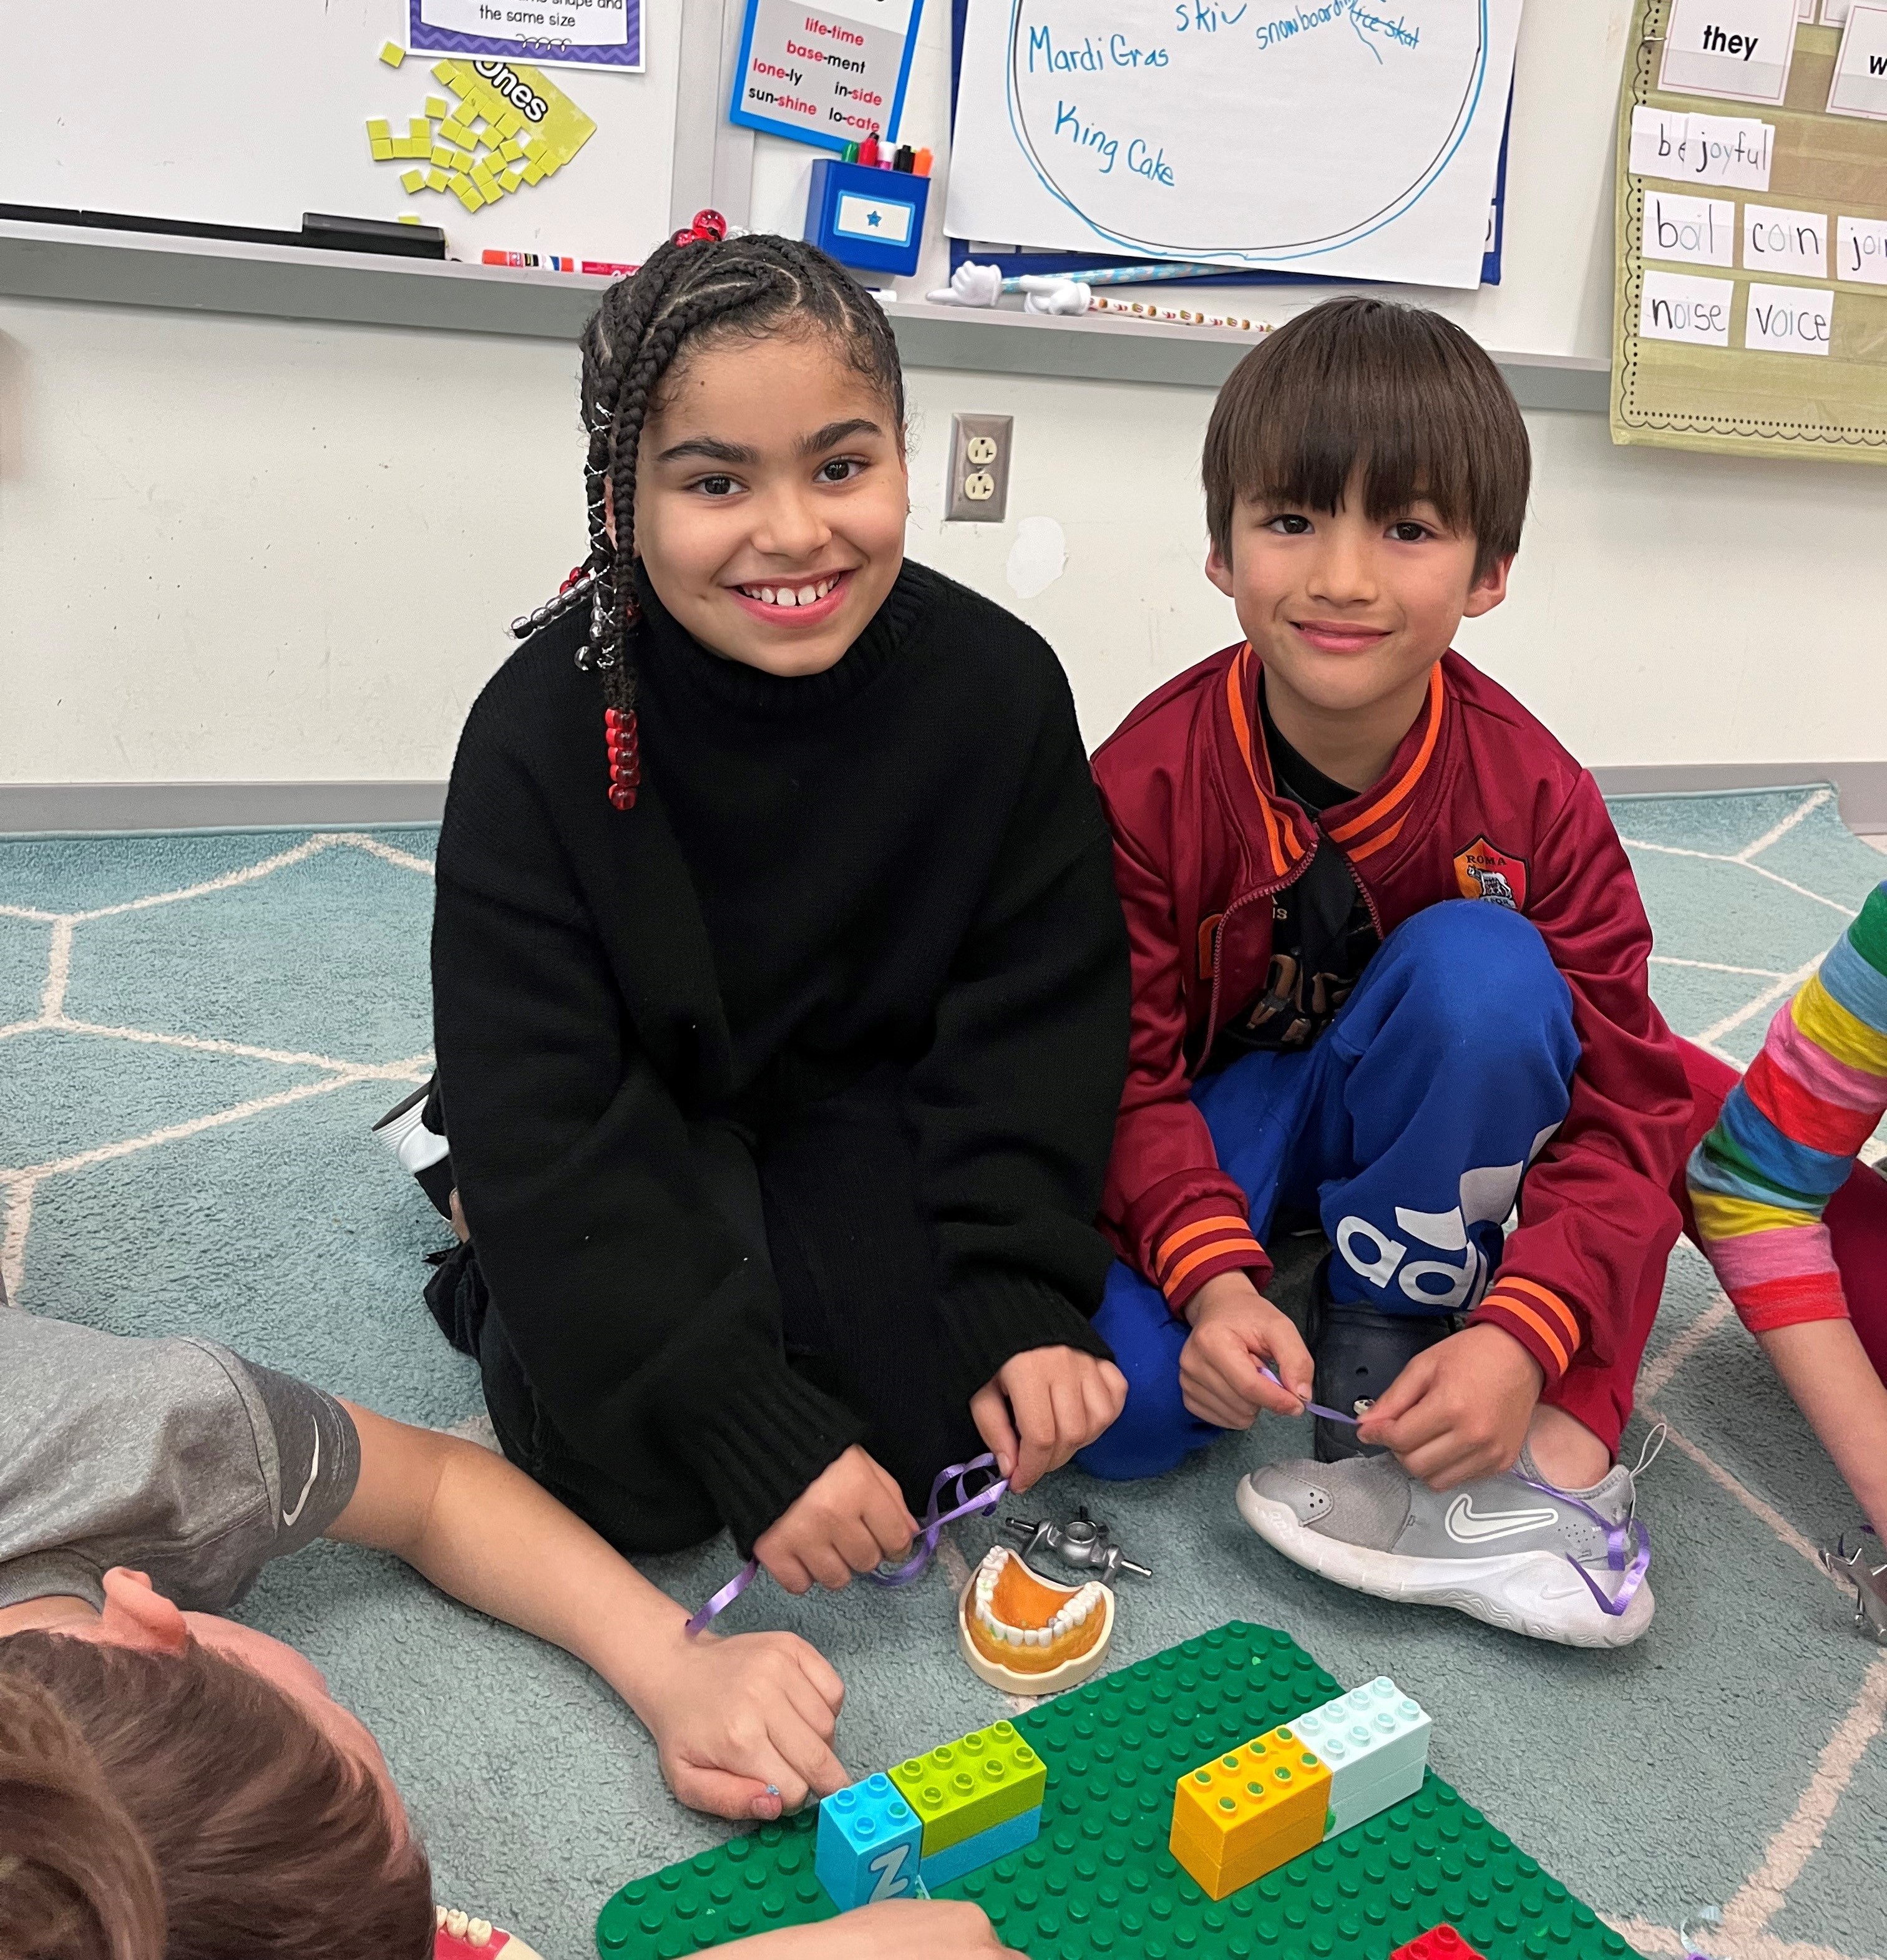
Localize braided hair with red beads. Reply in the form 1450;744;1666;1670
509;222;907;809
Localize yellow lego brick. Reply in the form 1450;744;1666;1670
426;95;449;119
499;137;524;162
371;138;395;162
401;167;426;192
440;117;471;144
888;1722;1045;1857
1168;1727;1331;1901
426;167;450;192
379;39;406;66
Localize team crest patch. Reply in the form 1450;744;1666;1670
1454;837;1527;910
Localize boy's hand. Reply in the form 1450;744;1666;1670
1356;1322;1544;1487
741;1898;1013;1956
970;1347;1128;1493
636;1625;849;1820
754;1445;919;1595
1178;1270;1314;1430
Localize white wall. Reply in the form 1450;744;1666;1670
4;0;1887;788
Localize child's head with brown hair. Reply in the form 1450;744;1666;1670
565;232;911;804
1201;297;1529;775
0;1616;432;1960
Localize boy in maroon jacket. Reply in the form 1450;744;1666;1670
1081;298;1690;1648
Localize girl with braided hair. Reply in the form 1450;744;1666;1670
414;233;1132;1617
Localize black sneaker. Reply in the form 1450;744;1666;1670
1304;1257;1458;1463
373;1076;456;1219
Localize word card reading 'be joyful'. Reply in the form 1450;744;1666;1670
1629;105;1774;188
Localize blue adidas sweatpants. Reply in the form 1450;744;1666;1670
1078;900;1581;1481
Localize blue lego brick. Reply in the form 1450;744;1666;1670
814;1773;922;1909
803;158;928;276
1324;1753;1429;1837
1297;1678;1431;1785
916;1803;1041;1889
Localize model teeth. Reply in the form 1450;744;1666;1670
741;577;837;607
972;1564;1102;1645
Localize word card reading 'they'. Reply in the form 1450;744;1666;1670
1660;0;1799;105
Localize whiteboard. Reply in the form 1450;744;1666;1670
0;0;683;268
945;0;1523;286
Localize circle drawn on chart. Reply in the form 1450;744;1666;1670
1005;0;1488;263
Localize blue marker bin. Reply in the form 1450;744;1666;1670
804;158;929;277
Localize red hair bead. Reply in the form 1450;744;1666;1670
603;706;641;809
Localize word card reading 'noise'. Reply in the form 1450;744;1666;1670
1629;106;1773;189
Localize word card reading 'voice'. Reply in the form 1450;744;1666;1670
1745;281;1834;353
1644;190;1735;265
1639;268;1733;344
1629;106;1773;188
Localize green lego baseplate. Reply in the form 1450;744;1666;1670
595;1621;1643;1960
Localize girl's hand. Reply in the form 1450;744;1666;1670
736;1899;1012;1956
1178;1271;1314;1430
636;1625;849;1820
970;1347;1128;1493
754;1446;919;1595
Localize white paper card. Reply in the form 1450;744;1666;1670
944;0;1524;288
1645;189;1738;263
1743;202;1831;273
1745;280;1835;351
1639;268;1736;343
1837;212;1887;281
419;0;628;44
1823;0;1856;24
1660;0;1799;102
1828;4;1887;116
1629;106;1775;186
834;192;914;244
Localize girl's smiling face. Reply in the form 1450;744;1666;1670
631;328;909;677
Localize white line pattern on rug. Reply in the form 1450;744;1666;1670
0;831;434;1304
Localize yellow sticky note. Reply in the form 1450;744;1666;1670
425;95;449;119
452;148;474;169
499;137;524;162
367;117;393;139
451;174;483;209
432;59;458;84
522;158;547;185
426;167;450;192
379;40;406;66
429;144;452;167
397;213;422;224
440;117;470;143
371;138;395;161
401;167;426;192
496;109;525;137
408;117;431;141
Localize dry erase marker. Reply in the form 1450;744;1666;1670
842;140;860;162
913;147;933;176
582;259;640;276
894;145;914;172
482;249;579;270
858;131;879;166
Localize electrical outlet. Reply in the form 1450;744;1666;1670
945;413;1013;522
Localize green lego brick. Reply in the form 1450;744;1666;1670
888;1720;1046;1855
595;1623;1646;1960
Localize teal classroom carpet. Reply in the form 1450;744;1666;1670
2;789;1883;1960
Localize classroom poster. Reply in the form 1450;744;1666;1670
729;0;927;147
409;0;644;72
943;0;1524;288
1612;0;1887;464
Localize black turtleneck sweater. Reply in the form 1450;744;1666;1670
431;562;1130;1551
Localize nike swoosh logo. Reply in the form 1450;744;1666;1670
1443;1493;1560;1544
281;1423;321;1528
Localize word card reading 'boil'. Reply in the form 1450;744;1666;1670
1644;190;1736;265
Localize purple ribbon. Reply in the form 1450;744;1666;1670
685;1454;1010;1636
1259;1368;1650;1620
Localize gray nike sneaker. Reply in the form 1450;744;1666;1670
1236;1446;1654;1649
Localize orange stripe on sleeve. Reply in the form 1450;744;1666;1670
1156;1214;1257;1275
1164;1236;1265;1299
1344;812;1407;865
1329;665;1443;844
1495;1275;1582;1353
1479;1292;1572;1377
